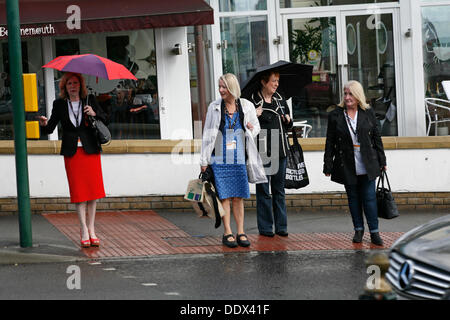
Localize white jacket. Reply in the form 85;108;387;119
200;98;267;184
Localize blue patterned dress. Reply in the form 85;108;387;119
211;112;250;200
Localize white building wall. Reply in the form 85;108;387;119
1;148;448;199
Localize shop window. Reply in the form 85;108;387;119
52;30;160;140
0;39;46;140
280;0;396;8
422;4;450;136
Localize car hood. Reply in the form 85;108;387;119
391;215;450;271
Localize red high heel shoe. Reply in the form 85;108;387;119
90;237;100;247
80;238;91;248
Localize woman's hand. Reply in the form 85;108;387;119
381;166;387;171
36;115;48;126
84;105;96;117
246;122;254;131
256;106;263;117
201;166;207;172
325;173;331;177
282;114;291;123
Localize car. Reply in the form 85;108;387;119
386;214;450;300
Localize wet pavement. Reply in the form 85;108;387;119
0;209;448;302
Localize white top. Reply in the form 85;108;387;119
68;100;82;127
345;110;367;175
68;100;83;147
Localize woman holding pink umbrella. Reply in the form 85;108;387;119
38;72;108;248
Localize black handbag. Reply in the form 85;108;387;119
198;166;221;228
285;128;309;189
89;116;111;145
376;170;399;219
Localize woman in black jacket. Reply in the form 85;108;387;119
251;70;293;237
323;80;386;246
38;72;108;248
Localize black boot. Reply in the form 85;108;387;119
370;232;384;246
352;230;364;243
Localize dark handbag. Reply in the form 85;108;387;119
376;170;399;219
88;116;111;145
198;166;221;228
200;165;215;187
285;128;309;189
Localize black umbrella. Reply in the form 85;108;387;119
241;60;313;100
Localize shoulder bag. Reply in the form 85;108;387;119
88;115;111;145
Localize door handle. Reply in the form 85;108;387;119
216;40;228;50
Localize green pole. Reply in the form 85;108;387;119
6;0;32;247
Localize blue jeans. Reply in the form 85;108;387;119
344;175;379;233
256;157;287;233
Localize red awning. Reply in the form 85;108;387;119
0;0;214;37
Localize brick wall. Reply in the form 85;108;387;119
0;192;449;214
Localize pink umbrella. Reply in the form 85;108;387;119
42;54;137;80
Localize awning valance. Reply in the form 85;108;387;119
0;0;214;38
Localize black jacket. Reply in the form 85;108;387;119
251;91;293;159
41;95;108;157
323;106;386;185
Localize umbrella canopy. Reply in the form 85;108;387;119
241;60;313;100
42;54;137;80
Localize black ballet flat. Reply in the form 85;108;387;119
236;234;251;247
222;234;238;248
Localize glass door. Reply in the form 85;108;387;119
219;15;270;85
282;8;399;137
342;10;398;136
283;13;341;137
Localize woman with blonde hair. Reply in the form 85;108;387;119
38;72;108;248
200;73;266;248
323;80;387;245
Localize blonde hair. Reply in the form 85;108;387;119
219;73;241;99
338;80;370;110
59;72;88;99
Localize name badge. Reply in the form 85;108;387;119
353;144;360;152
226;140;237;150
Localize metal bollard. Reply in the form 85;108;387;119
359;252;397;300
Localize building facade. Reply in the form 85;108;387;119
0;0;449;213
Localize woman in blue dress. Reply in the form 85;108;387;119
200;73;265;248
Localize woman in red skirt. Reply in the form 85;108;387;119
38;72;108;248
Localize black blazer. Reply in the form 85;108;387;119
251;91;293;159
323;106;386;185
41;95;109;157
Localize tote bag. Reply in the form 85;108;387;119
376;170;399;219
184;178;205;202
285;127;309;189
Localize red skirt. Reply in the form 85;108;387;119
64;147;106;203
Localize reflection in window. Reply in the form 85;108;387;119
346;14;397;136
289;17;338;137
219;0;267;12
422;6;450;99
53;30;160;140
280;0;395;8
220;16;270;85
422;5;450;136
0;39;46;140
